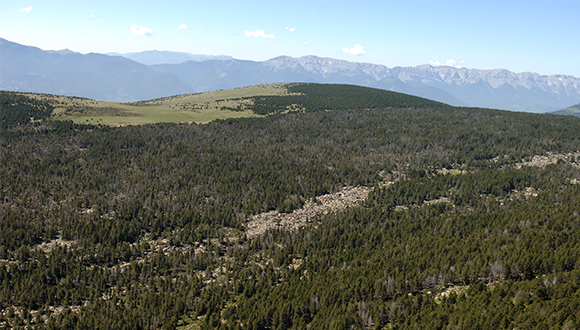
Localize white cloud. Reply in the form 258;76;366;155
131;24;154;37
430;59;464;68
89;14;96;18
177;24;187;30
244;30;276;38
342;44;367;55
285;27;295;32
20;6;33;12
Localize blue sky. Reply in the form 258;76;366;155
1;0;579;76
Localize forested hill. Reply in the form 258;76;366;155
245;83;447;115
0;92;55;129
1;83;448;126
3;87;580;329
551;102;580;117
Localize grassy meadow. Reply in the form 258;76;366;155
24;83;295;125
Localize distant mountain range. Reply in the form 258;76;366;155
2;37;580;112
107;50;233;65
148;56;467;107
0;38;192;101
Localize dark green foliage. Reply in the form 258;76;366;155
214;164;580;329
249;83;447;115
3;86;580;328
0;92;54;128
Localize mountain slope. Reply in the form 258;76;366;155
3;83;447;126
151;58;315;92
150;56;467;106
108;50;234;65
550;102;580;116
6;84;293;125
388;65;580;112
0;38;193;102
4;88;580;328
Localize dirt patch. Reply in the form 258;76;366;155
509;187;539;200
35;237;76;253
111;122;147;127
435;285;468;300
245;186;370;239
423;197;450;206
394;197;451;212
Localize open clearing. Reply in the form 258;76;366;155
22;83;295;125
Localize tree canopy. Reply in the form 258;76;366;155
2;85;580;329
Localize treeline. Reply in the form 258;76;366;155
2;86;580;328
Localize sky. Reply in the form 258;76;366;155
1;0;579;77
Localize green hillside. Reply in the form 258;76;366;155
3;83;446;126
551;102;580;117
5;84;288;125
2;86;580;329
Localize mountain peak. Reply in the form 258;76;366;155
268;55;297;61
46;49;78;56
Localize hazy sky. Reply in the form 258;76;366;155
1;0;579;76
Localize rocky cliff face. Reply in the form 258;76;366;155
385;65;580;111
389;65;579;92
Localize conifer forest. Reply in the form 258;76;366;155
2;84;580;329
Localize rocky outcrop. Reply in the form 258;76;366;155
245;186;370;239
